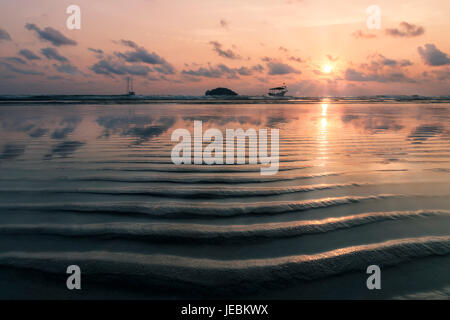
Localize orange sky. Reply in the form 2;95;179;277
0;0;449;96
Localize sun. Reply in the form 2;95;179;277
322;64;333;73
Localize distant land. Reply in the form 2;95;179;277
205;87;238;96
0;94;449;105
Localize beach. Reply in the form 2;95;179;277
0;101;449;299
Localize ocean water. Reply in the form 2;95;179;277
0;102;449;299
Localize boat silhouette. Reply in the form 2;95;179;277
268;83;288;97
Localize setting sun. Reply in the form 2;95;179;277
322;64;333;73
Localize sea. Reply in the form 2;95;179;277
0;96;449;299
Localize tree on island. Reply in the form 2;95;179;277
205;87;238;96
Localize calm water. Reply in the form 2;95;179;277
0;102;449;299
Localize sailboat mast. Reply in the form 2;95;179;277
125;76;135;96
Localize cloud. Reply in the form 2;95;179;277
47;75;64;80
0;28;12;42
18;49;41;61
267;62;300;75
386;22;425;37
356;54;413;74
344;53;416;84
119;39;138;49
279;46;288;52
431;68;450;81
5;57;27;64
373;54;411;68
345;68;372;81
53;63;81;75
352;30;377;39
88;48;104;55
152;64;176;75
41;47;68;62
115;47;164;64
344;68;414;83
418;44;450;66
0;61;44;75
236;64;264;76
89;59;152;76
378;56;396;66
327;55;339;62
209;41;241;60
288;56;304;63
25;23;77;46
182;63;263;79
400;60;413;67
182;65;227;78
115;39;175;74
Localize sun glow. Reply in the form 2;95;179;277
322;64;333;73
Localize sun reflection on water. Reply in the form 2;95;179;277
317;104;329;161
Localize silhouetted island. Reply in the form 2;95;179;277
205;87;238;96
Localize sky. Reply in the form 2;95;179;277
0;0;449;96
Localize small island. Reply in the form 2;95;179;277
205;87;238;96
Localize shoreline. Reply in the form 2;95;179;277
0;94;449;105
